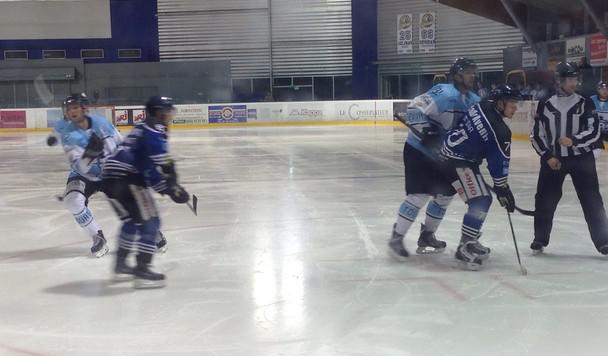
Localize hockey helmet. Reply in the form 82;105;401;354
598;80;608;89
555;61;580;79
449;57;477;77
63;92;89;108
489;84;523;102
145;96;175;118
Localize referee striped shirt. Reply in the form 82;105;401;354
531;93;600;159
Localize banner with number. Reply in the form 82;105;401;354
418;11;436;52
397;14;413;55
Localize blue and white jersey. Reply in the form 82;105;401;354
405;83;480;158
591;95;608;135
53;115;122;181
441;101;512;187
103;123;173;193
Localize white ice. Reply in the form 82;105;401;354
1;125;608;356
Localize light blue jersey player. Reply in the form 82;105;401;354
389;58;481;260
47;93;122;257
591;81;608;146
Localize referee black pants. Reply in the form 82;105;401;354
534;152;608;251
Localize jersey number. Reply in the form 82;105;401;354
446;128;468;147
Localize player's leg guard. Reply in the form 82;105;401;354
64;191;102;237
417;195;451;254
460;195;493;261
114;222;137;281
134;217;165;289
388;194;429;261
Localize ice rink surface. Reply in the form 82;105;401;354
1;125;608;356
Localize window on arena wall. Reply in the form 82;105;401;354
382;75;399;99
252;78;270;101
313;77;333;100
334;76;352;100
232;79;252;102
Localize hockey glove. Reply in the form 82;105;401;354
46;135;58;146
160;161;178;186
83;133;105;159
494;184;515;213
163;184;190;204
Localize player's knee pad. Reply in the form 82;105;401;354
467;195;493;221
64;191;86;215
400;194;429;221
139;217;161;243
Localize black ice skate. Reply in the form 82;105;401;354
156;231;168;254
455;241;483;271
416;224;447;254
134;264;166;289
599;244;608;255
471;239;491;260
113;256;136;282
388;223;409;261
530;241;544;255
91;230;109;258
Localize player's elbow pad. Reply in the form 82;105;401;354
405;107;428;126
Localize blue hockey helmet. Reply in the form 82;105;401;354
145;96;174;117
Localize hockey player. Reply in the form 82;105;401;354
439;85;521;270
47;94;122;257
102;96;190;288
388;57;481;260
591;81;608;154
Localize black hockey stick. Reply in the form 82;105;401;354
484;185;535;217
187;194;198;216
507;211;528;276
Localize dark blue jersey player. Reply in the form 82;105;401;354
102;96;190;288
440;85;522;270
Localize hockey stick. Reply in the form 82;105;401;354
187;194;198;216
507;211;528;276
484;185;535;217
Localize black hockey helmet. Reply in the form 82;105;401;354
63;92;89;108
555;61;580;79
449;57;477;77
598;80;608;89
489;84;523;102
145;96;175;118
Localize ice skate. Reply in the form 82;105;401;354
134;264;166;289
416;224;447;254
455;241;483;271
530;241;544;255
113;257;136;282
387;223;409;261
91;230;109;258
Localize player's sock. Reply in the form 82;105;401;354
395;195;428;235
65;191;101;237
423;195;452;232
462;196;492;259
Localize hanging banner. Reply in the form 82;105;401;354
418;11;436;52
566;37;586;63
522;46;537;68
397;14;413;55
590;33;608;67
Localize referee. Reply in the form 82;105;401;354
530;61;608;256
